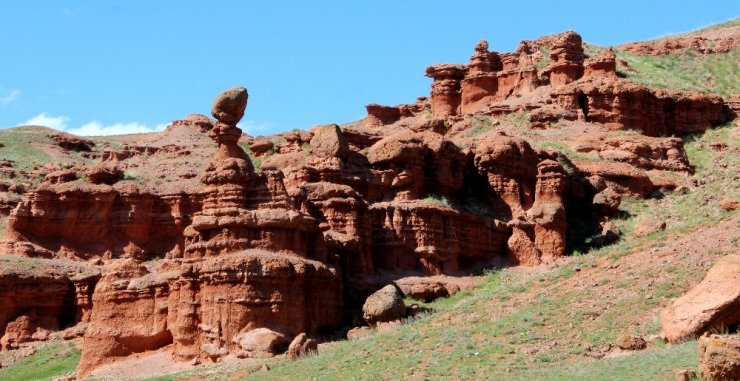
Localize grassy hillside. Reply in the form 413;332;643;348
616;48;740;97
0;341;80;381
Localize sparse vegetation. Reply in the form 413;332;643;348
464;115;496;138
123;171;140;181
0;341;80;381
0;127;54;170
615;48;740;97
422;194;452;208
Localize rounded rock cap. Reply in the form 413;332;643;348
211;86;248;125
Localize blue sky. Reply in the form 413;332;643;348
0;1;738;136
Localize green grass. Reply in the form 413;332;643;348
615;48;740;98
123;170;140;181
609;123;740;240
0;126;55;170
240;144;272;170
512;341;698;381
0;341;81;381
464;115;496;138
422;195;453;208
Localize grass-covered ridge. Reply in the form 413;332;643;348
0;126;56;170
616;48;740;97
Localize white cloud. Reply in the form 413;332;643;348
67;121;155;136
23;113;70;130
19;113;169;136
237;120;275;136
0;89;20;106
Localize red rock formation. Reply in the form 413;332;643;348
76;87;344;377
661;254;740;343
183;87;326;261
574;161;655;198
0;257;99;350
473;135;569;264
48;132;95;152
368;200;509;274
542;31;584;87
425;64;466;119
367;131;466;201
1;182;199;261
570;133;691;172
583;48;618;79
365;104;402;127
554;77;726;136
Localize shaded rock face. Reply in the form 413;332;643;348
0;259;99;350
474;136;568;264
698;334;740;381
661;255;740;343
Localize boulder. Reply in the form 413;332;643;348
287;333;318;360
615;333;647;350
674;369;697;381
233;328;288;359
634;217;666;237
211;86;248;125
661;255;740;342
85;165;123;185
698;334;740;381
362;285;406;324
347;326;372;341
720;199;740;211
309;124;349;159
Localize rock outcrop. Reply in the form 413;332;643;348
0;256;99;350
368;31;727;138
76;87;344;378
661;255;740;343
698;334;740;381
362;284;406;324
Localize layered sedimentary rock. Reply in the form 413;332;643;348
77;252;341;376
0;182;199;260
553;77;726;136
0;257;99;350
473;135;568;265
369;30;727;137
425;64;466;119
76;87;345;377
569;133;691;172
541;31;584;87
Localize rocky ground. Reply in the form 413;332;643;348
0;19;738;381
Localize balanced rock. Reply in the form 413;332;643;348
362;284;406;324
211;86;248;125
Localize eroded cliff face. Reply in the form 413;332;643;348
375;31;728;136
0;27;736;377
0;182;200;260
0;257;99;351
